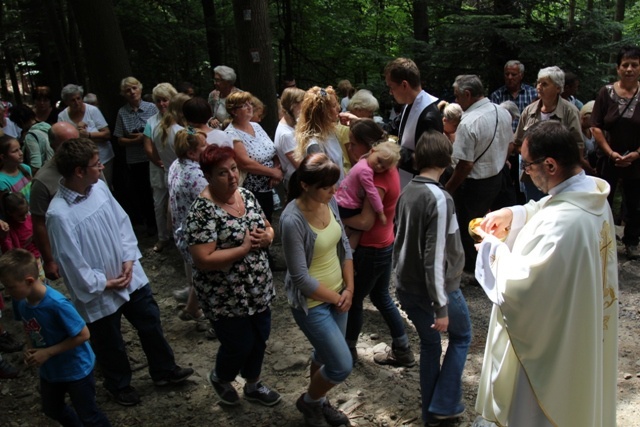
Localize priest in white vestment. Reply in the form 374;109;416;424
472;121;618;427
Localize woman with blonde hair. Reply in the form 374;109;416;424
274;87;305;186
142;82;177;253
152;93;189;176
168;129;209;331
225;91;282;222
114;76;158;235
439;101;463;143
294;86;344;182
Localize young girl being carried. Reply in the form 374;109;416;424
335;139;400;249
0;192;40;261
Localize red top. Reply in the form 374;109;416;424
358;167;400;248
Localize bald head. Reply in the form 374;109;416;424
49;122;80;151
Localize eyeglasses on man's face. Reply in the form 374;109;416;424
522;157;546;172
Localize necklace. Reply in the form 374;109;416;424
212;190;243;215
300;202;328;227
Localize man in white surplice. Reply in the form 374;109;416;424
383;57;443;188
472;121;618;427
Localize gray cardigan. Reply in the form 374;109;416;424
279;198;352;313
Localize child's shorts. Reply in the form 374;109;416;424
338;206;362;219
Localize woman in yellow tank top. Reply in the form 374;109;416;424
279;153;354;427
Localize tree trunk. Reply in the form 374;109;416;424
612;0;625;44
609;0;626;65
4;47;22;105
568;0;575;28
67;0;132;126
201;0;222;72
42;0;77;85
413;0;429;43
282;0;293;82
232;0;278;137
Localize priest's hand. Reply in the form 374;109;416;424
480;208;513;240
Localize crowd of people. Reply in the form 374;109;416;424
0;44;633;426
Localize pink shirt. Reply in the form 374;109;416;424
1;214;41;258
335;157;384;213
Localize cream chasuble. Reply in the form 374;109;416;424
475;175;618;427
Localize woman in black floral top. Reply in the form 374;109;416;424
184;145;281;407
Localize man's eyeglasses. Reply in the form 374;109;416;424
522;157;546;171
86;160;103;169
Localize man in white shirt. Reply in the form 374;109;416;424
46;138;193;406
445;75;514;272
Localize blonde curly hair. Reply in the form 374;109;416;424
294;86;338;162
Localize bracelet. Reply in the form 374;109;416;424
343;288;353;293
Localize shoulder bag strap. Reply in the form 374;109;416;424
474;104;499;163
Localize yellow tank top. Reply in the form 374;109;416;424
306;212;344;309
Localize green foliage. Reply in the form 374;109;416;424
271;0;411;90
112;0;219;95
4;0;640;113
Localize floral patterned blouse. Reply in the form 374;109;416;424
184;187;274;320
168;158;208;260
225;122;276;193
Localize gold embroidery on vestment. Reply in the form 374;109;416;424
600;221;617;329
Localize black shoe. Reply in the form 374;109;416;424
153;366;194;386
0;332;23;353
295;393;327;427
322;398;350;426
243;381;282;406
112;386;141;406
207;370;240;405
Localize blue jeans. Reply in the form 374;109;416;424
87;285;176;393
346;245;408;348
40;371;111;427
212;308;271;382
291;303;352;384
397;288;471;422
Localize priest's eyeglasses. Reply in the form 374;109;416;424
522;157;546;172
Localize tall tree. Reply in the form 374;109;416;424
613;0;626;44
201;0;223;69
413;0;429;43
232;0;278;136
42;0;77;85
67;0;131;126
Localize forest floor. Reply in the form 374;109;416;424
0;220;639;427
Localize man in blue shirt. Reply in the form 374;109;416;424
489;60;537;132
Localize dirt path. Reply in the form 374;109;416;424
1;227;638;426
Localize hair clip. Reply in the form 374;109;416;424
319;88;327;97
187;126;196;135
